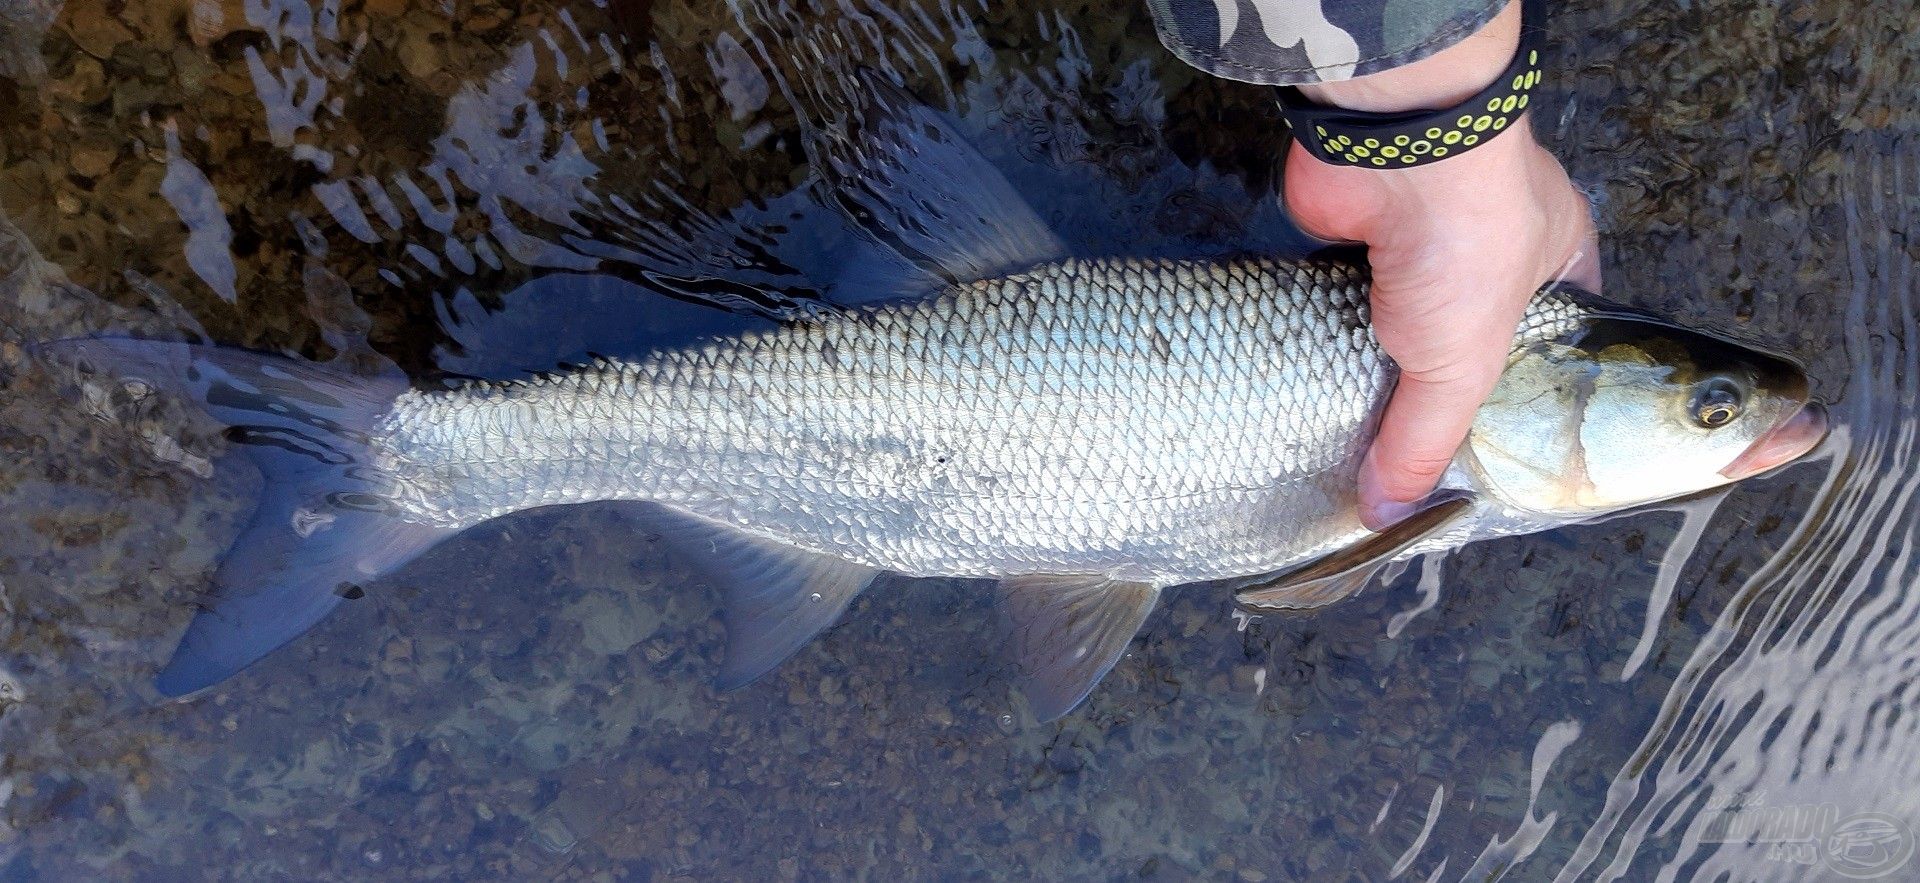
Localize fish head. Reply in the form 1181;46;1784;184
1465;315;1827;517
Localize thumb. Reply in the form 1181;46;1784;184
1357;258;1535;529
1357;354;1506;529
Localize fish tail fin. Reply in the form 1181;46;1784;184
42;338;453;696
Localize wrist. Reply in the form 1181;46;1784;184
1350;114;1539;193
1285;116;1551;242
1298;1;1521;113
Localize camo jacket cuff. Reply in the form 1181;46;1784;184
1146;0;1512;86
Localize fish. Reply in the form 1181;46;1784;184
39;97;1829;721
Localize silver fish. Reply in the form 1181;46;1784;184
48;253;1825;718
43;98;1828;718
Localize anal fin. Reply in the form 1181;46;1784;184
998;574;1160;722
665;518;881;689
1235;494;1475;613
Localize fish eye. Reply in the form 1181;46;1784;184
1690;377;1744;429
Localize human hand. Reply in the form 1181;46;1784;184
1283;1;1600;530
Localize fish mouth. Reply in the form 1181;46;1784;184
1720;400;1830;480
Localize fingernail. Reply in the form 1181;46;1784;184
1358;455;1421;531
1362;497;1420;532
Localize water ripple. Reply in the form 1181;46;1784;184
1557;136;1920;883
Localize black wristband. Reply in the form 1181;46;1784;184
1275;0;1546;169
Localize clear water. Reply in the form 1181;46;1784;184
0;0;1913;879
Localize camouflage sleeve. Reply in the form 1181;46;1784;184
1145;0;1511;85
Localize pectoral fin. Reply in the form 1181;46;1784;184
664;518;881;689
1235;494;1476;613
998;575;1160;721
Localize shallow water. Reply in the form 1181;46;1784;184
0;0;1915;879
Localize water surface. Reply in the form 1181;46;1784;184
0;0;1916;879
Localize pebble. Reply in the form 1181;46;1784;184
61;0;135;59
70;148;114;179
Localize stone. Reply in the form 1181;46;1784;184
59;0;136;59
45;55;107;106
70;147;114;179
186;0;257;47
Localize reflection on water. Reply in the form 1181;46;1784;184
0;0;1916;878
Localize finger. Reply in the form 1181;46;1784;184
1358;353;1507;529
1358;224;1592;531
1358;257;1529;529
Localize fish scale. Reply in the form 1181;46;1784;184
373;255;1580;586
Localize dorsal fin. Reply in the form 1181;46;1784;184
808;70;1068;292
998;575;1160;721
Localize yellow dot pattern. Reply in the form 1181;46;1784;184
1308;54;1545;167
